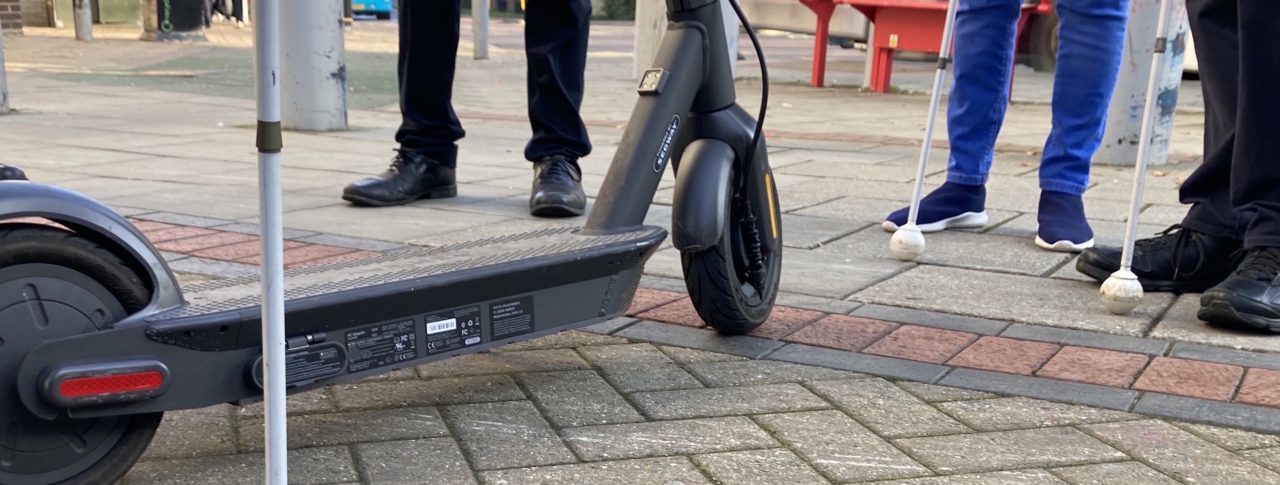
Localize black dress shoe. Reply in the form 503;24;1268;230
343;150;456;207
1199;247;1280;333
0;164;27;181
530;156;586;218
1076;225;1243;293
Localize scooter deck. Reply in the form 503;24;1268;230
19;225;667;418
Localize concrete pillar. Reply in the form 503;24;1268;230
0;23;9;114
473;0;489;60
862;24;875;89
280;0;348;131
1096;0;1188;166
72;0;92;41
634;0;739;79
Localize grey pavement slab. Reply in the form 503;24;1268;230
1000;324;1170;355
856;266;1173;336
1131;393;1280;435
583;317;639;335
685;360;866;387
779;213;869;250
104;184;338;220
141;405;237;461
1050;462;1179;485
517;370;644;427
331;375;525;410
166;257;259;278
274;204;511;242
124;446;357;485
753;410;931;482
1150;294;1280;353
1242;448;1280;474
576;343;673;366
353;438;477;485
1169;343;1280;371
496;331;628;352
895;427;1127;474
775;291;865;314
56;177;201;200
936;397;1135;432
290;232;405;251
1173;422;1280;451
443;400;577;470
630;383;830;420
768;344;950;383
853;304;1011;336
480;457;711;485
562;417;777;461
807;378;971;438
895;382;999;402
658;345;749;364
872;470;1068;485
692;449;830;485
598;362;705;394
823;225;1072;277
132;211;232;228
238;407;449;451
775;243;914;299
939;369;1138;411
615;321;784;359
207;222;318;240
1084;420;1280;484
234;388;336;417
988;213;1166;249
417;349;590;378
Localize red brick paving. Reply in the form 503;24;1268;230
784;314;898;351
131;220;179;232
1235;368;1280;408
192;240;306;261
1133;357;1245;401
146;226;218;243
627;288;686;315
289;250;380;269
862;326;978;364
237;244;354;266
637;299;706;328
1035;347;1149;388
947;336;1059;375
154;231;258;253
748;306;826;339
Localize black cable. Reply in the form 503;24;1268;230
726;0;767;164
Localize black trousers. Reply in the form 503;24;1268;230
393;0;593;167
1179;0;1280;249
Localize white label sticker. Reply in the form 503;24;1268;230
426;318;458;335
465;336;482;345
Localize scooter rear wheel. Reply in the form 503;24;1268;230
0;224;163;485
681;164;783;335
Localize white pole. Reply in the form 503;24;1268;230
633;0;665;79
473;0;489;59
720;0;738;78
73;0;93;41
0;22;9;115
280;0;348;131
253;0;288;481
1096;0;1187;166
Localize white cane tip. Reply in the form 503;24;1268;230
1100;270;1143;315
890;225;926;262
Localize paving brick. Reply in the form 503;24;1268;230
871;470;1067;485
937;397;1134;431
353;438;476;484
577;343;672;365
626;287;685;315
1002;324;1169;355
153;231;257;253
636;299;705;327
562;417;777;461
443;400;576;470
1173;422;1280;451
1132;357;1244;401
692;449;829;485
686;360;865;387
208;222;318;240
236;243;353;266
331;375;524;410
748;305;825;339
1036;347;1149;388
235;388;336;417
124;446;357;485
496;330;628;351
753;410;931;482
1050;462;1178;485
145;225;218;243
1084;420;1280;484
769;344;950;382
481;457;711;485
194;239;304;261
632;383;829;419
600;362;705;393
134;212;231;228
1133;393;1280;435
807;378;970;438
1169;343;1280;371
286;249;379;268
294;232;406;251
238;406;449;451
1242;448;1280;474
895;427;1126;474
166;257;260;278
142;405;236;460
416;349;589;378
775;291;864;314
659;345;747;364
130;219;180;233
518;370;644;427
615;321;784;359
864;325;978;363
853;303;1010;336
939;369;1139;410
582;317;639;335
895;382;998;402
783;314;898;351
948;336;1060;374
1236;368;1280;408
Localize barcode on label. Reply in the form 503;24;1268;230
426;318;457;335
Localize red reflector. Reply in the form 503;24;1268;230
58;371;165;398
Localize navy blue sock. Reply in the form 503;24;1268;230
1037;191;1093;245
886;182;986;228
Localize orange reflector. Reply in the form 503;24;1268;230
764;173;779;239
58;371;165;399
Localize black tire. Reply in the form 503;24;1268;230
1027;13;1059;73
681;166;783;335
0;224;163;485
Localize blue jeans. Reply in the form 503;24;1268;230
945;0;1128;196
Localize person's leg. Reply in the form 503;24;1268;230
1075;0;1245;291
344;0;462;206
883;0;1020;233
523;0;592;163
1034;0;1128;251
524;0;592;217
1198;0;1280;332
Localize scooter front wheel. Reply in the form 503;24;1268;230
0;224;163;485
681;162;783;335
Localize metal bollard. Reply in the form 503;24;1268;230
280;0;349;131
73;0;93;42
473;0;489;60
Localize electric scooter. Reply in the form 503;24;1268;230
0;0;781;482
